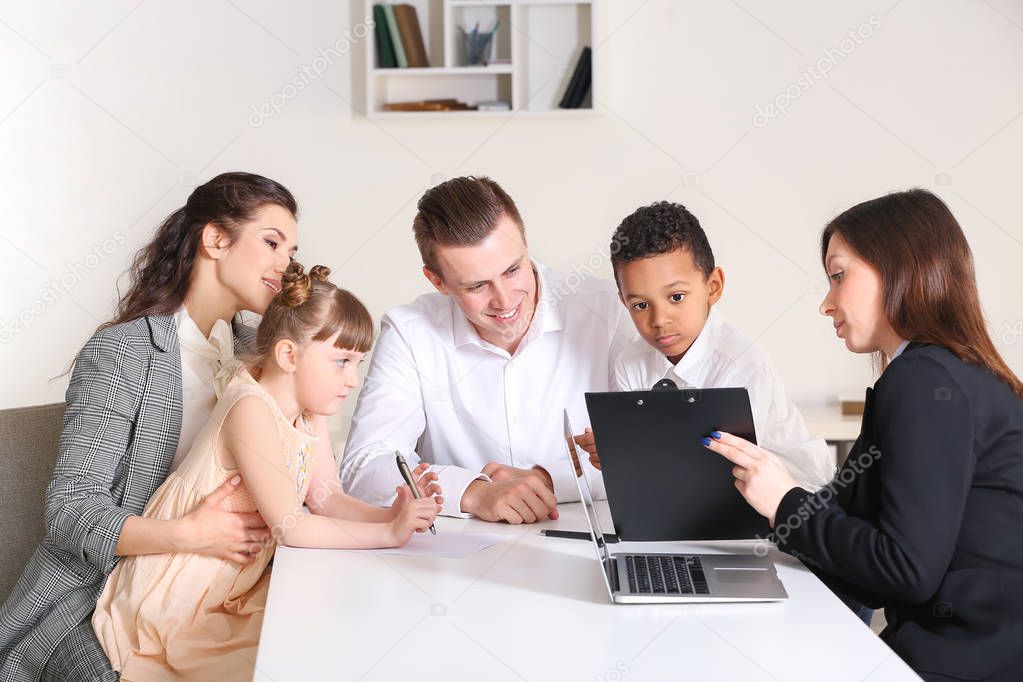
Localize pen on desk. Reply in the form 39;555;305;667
395;452;437;535
540;529;618;543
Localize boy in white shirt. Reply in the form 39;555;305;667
581;201;834;490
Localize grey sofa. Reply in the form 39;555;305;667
0;403;64;602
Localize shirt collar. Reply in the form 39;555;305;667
660;306;722;388
175;307;234;362
451;259;563;352
890;338;911;361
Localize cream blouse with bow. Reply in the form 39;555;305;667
171;307;241;471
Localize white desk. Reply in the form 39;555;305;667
800;405;863;443
255;502;919;681
800;405;864;463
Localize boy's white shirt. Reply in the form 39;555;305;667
611;307;836;490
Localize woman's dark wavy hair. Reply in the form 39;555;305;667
822;188;1022;397
102;172;297;330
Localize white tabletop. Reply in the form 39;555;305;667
799;405;863;442
255;502;919;682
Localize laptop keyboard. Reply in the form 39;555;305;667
625;555;710;595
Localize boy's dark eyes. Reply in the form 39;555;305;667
632;301;648;311
670;293;685;302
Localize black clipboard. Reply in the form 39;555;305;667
585;384;770;541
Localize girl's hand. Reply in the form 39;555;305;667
411;462;443;500
387;486;441;546
702;431;799;527
175;475;271;565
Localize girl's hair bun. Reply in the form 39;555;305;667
308;264;331;283
280;261;314;307
250;258;374;371
280;261;335;307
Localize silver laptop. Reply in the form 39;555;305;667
563;410;788;604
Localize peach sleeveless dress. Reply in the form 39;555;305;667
92;369;316;681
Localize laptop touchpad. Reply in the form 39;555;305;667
713;567;770;583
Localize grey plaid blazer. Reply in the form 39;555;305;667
0;314;254;682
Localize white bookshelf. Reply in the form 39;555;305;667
365;0;600;118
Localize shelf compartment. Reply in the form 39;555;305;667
514;1;594;112
373;72;512;112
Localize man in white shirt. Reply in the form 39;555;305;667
341;176;634;522
583;201;835;490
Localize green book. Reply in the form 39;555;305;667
372;5;397;68
383;4;408;68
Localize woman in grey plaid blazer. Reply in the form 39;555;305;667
0;172;299;682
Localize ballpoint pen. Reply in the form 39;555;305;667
395;451;436;535
539;529;618;543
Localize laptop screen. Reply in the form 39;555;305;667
562;410;611;565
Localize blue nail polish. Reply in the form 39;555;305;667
701;437;712;447
711;431;722;439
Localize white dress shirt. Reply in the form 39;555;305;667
612;307;835;490
172;307;238;471
341;262;636;516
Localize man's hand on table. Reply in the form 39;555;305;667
460;462;560;524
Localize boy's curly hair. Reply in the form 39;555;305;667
610;201;715;280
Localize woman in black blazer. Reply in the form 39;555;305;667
705;189;1023;682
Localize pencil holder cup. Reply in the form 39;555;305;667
458;25;496;66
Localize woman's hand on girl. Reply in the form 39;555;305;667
387;485;442;545
702;431;799;527
176;475;272;565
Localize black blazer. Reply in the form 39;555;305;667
774;342;1023;682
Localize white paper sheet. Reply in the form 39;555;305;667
370;531;510;559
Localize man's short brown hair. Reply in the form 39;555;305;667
412;176;525;278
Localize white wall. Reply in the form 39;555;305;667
3;1;1021;438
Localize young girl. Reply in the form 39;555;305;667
92;262;443;680
704;189;1023;681
0;172;300;682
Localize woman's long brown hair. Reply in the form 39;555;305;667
822;188;1022;397
102;171;297;330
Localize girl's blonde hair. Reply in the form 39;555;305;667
251;261;373;368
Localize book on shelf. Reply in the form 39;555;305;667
381;4;408;68
393;4;429;68
558;46;592;109
372;4;397;68
373;3;429;68
383;98;474;112
476;100;511;111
